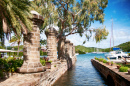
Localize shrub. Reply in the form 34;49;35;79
40;58;46;66
103;60;107;63
94;57;98;60
111;61;114;64
99;58;104;62
0;58;23;73
119;67;129;72
0;70;4;78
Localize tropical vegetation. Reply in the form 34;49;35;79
0;0;33;45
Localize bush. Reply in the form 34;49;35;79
103;60;107;63
40;58;46;66
0;58;23;73
0;70;4;78
119;67;129;72
94;57;98;60
99;58;104;62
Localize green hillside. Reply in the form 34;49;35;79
75;45;102;54
116;41;130;52
75;41;130;54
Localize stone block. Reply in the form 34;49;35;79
18;68;27;73
28;68;35;72
37;67;44;72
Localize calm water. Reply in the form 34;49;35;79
53;53;108;86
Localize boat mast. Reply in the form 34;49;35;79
110;18;114;51
112;18;114;48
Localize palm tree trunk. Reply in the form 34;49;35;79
17;42;20;56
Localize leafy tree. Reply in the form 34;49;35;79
40;39;47;46
94;26;109;43
9;35;23;56
0;0;32;45
32;0;108;59
51;0;108;59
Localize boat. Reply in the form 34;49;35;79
75;53;79;55
105;48;128;60
105;19;129;59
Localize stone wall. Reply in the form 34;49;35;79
18;14;45;73
45;27;57;62
0;58;75;86
91;59;130;86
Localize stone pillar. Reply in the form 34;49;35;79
65;40;70;57
58;37;66;61
45;27;57;62
73;46;75;56
69;43;73;58
18;14;45;73
73;45;77;61
65;40;72;68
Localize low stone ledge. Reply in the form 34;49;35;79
91;59;130;86
0;59;76;86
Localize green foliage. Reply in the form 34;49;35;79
128;53;130;56
111;61;114;64
103;59;107;63
116;63;130;68
0;0;32;42
98;58;104;62
40;39;47;45
116;41;130;52
0;58;23;73
0;46;5;49
104;41;130;52
0;70;4;78
119;67;129;72
94;57;98;60
94;27;109;43
6;45;23;57
47;60;52;63
75;45;103;53
40;50;47;56
40;58;46;66
78;50;86;54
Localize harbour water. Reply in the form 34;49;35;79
53;53;108;86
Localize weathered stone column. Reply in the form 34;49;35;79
65;40;70;57
18;12;45;73
69;43;73;58
73;45;75;56
45;27;57;62
73;45;77;61
58;37;66;61
65;40;72;68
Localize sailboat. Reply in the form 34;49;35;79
105;18;128;59
92;47;97;53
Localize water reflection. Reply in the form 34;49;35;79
53;53;108;86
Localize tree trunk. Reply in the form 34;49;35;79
17;42;20;56
58;37;66;60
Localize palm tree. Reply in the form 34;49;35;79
9;35;23;56
0;0;32;44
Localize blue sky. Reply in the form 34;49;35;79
5;0;130;49
67;0;130;48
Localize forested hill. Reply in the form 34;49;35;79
116;41;130;52
75;41;130;53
